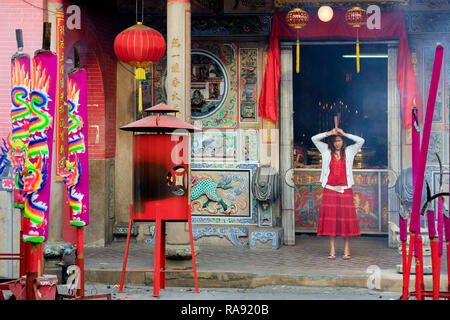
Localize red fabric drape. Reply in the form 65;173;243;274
259;11;422;128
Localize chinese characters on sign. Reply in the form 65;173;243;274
56;10;67;180
168;37;183;114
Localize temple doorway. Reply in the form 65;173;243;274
291;42;392;235
293;42;388;169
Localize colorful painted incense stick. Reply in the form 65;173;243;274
64;68;89;227
10;30;31;209
62;46;90;298
22;44;56;243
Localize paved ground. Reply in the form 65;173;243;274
82;234;449;294
56;284;401;300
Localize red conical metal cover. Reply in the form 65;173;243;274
144;103;179;113
120;103;199;133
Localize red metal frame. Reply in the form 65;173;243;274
119;203;199;297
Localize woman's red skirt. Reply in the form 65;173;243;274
317;188;360;237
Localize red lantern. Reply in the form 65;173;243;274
286;8;309;73
114;22;166;113
345;7;367;73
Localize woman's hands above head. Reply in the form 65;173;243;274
335;128;346;136
327;128;338;136
327;128;346;136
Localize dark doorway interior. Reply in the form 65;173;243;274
293;43;388;169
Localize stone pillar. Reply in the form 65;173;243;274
279;44;295;245
165;0;193;264
387;44;402;249
114;61;135;235
167;0;191;120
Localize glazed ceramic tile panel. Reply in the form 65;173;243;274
191;163;259;225
240;48;258;122
427;131;444;164
192;42;239;129
239;129;259;162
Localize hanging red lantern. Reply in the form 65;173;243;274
345;7;367;73
114;22;166;113
286;8;309;73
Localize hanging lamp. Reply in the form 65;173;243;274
345;7;367;73
286;8;309;73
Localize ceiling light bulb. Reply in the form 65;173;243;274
318;6;333;22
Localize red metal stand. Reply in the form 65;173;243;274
0;252;24;300
119;204;199;297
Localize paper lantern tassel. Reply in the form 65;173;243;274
356;30;360;73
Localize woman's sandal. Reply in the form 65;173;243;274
328;254;336;260
342;254;352;260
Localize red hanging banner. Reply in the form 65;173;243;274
55;9;67;180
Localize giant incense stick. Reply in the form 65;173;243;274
408;45;443;300
62;46;89;298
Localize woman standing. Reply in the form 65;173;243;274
311;127;364;260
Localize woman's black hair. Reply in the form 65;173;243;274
327;135;347;158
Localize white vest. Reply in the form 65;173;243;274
311;132;365;188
